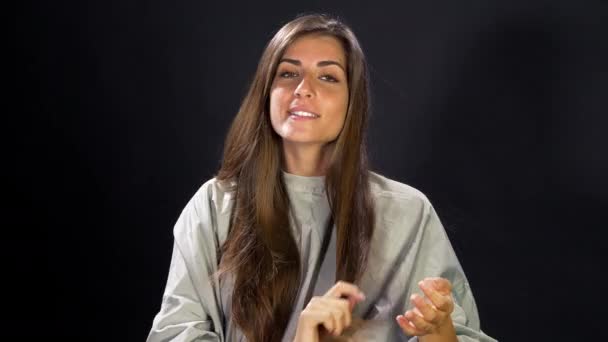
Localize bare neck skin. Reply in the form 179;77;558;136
282;141;334;177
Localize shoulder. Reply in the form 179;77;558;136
367;171;433;223
368;171;431;206
173;177;235;238
188;177;235;212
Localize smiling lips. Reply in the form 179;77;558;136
288;108;320;120
290;110;319;118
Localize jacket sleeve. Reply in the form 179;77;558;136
404;201;497;342
347;191;497;342
147;184;224;342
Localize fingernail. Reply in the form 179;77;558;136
359;292;366;300
418;281;425;288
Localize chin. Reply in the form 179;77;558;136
282;136;324;145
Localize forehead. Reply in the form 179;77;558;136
282;34;346;65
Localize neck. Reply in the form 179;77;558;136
282;142;334;177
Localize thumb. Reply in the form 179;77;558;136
326;281;366;310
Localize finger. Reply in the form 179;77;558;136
308;297;352;335
320;310;336;335
305;308;335;334
412;307;424;318
395;314;425;336
346;296;359;312
332;298;352;329
418;280;453;313
429;277;452;294
410;294;440;324
332;298;352;335
325;281;366;303
404;309;433;334
314;300;341;335
316;298;351;335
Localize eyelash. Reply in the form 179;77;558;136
278;71;339;83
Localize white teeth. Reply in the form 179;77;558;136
290;111;319;118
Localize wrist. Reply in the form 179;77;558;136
294;320;319;342
419;317;457;342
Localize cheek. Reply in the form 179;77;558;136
269;87;290;134
326;91;349;127
269;89;280;123
270;88;288;118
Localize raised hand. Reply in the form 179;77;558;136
396;277;455;338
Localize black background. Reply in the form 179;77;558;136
13;0;607;340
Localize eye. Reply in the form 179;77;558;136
278;71;298;78
320;74;339;83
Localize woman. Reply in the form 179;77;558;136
148;13;496;342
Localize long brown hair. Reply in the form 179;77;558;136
216;13;375;341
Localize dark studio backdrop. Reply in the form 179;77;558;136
13;0;607;340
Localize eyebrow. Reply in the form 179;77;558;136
279;58;346;72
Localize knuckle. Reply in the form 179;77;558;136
433;296;446;309
440;297;452;310
334;309;344;318
299;310;313;321
403;324;416;334
403;323;414;332
399;322;411;333
424;309;435;320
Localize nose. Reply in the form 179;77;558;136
294;75;313;98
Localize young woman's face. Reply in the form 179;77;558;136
269;34;349;146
